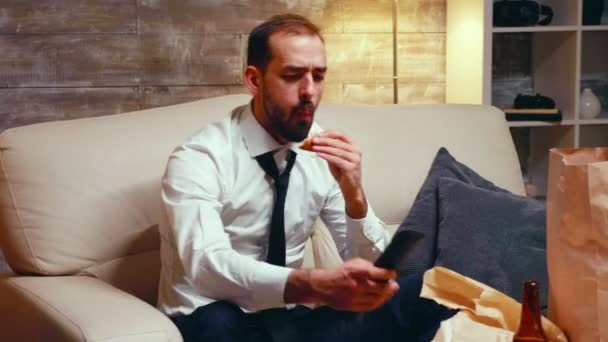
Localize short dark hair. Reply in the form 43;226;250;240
247;14;323;72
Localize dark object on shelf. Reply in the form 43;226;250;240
514;93;556;109
583;0;605;25
504;108;562;122
493;0;554;27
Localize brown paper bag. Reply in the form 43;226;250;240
546;148;608;342
422;267;567;342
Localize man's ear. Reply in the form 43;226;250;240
244;65;262;96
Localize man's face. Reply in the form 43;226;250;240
258;32;327;142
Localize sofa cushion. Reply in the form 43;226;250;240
0;276;181;341
434;177;548;308
396;148;506;276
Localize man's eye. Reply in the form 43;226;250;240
282;75;300;81
313;74;325;82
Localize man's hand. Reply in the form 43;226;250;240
311;130;367;218
284;258;399;312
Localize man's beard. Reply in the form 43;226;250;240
263;96;315;142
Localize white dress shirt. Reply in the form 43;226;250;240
157;102;390;316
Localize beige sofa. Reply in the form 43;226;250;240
0;94;525;341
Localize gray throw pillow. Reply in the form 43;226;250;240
396;148;505;276
435;177;548;308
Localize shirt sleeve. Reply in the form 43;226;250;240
161;146;292;311
319;181;391;261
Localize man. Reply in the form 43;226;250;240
158;13;455;342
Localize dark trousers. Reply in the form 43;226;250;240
170;272;457;342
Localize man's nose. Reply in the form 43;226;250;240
299;74;315;99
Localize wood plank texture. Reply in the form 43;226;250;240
398;33;445;82
142;86;248;108
0;88;140;132
343;0;445;33
398;82;445;103
398;0;446;32
0;0;137;34
138;0;342;34
343;83;394;104
0;34;242;87
339;82;445;104
0;0;448;131
325;34;393;83
343;0;392;33
321;83;344;104
0;35;141;87
324;33;447;85
141;34;243;85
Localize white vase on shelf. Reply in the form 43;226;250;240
580;88;602;119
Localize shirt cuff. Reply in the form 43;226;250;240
346;205;389;254
251;264;292;310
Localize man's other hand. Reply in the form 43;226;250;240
285;258;399;312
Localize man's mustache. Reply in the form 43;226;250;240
293;101;315;112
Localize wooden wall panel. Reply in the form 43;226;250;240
342;0;446;34
399;0;446;32
0;0;137;34
321;84;344;104
342;0;445;33
0;35;141;87
326;82;444;105
325;34;393;83
0;88;140;131
343;83;394;104
141;34;243;85
0;0;448;133
0;34;244;87
342;0;392;33
142;85;247;108
398;33;445;82
398;82;445;103
138;0;342;34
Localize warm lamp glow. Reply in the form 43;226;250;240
446;0;485;104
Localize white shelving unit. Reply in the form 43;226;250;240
446;0;608;198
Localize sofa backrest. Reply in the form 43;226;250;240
0;94;524;305
315;102;525;225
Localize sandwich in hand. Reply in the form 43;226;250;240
299;136;315;151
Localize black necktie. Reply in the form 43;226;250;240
255;150;297;266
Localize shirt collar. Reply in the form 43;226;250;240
240;101;301;158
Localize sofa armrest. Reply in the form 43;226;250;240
0;275;181;342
